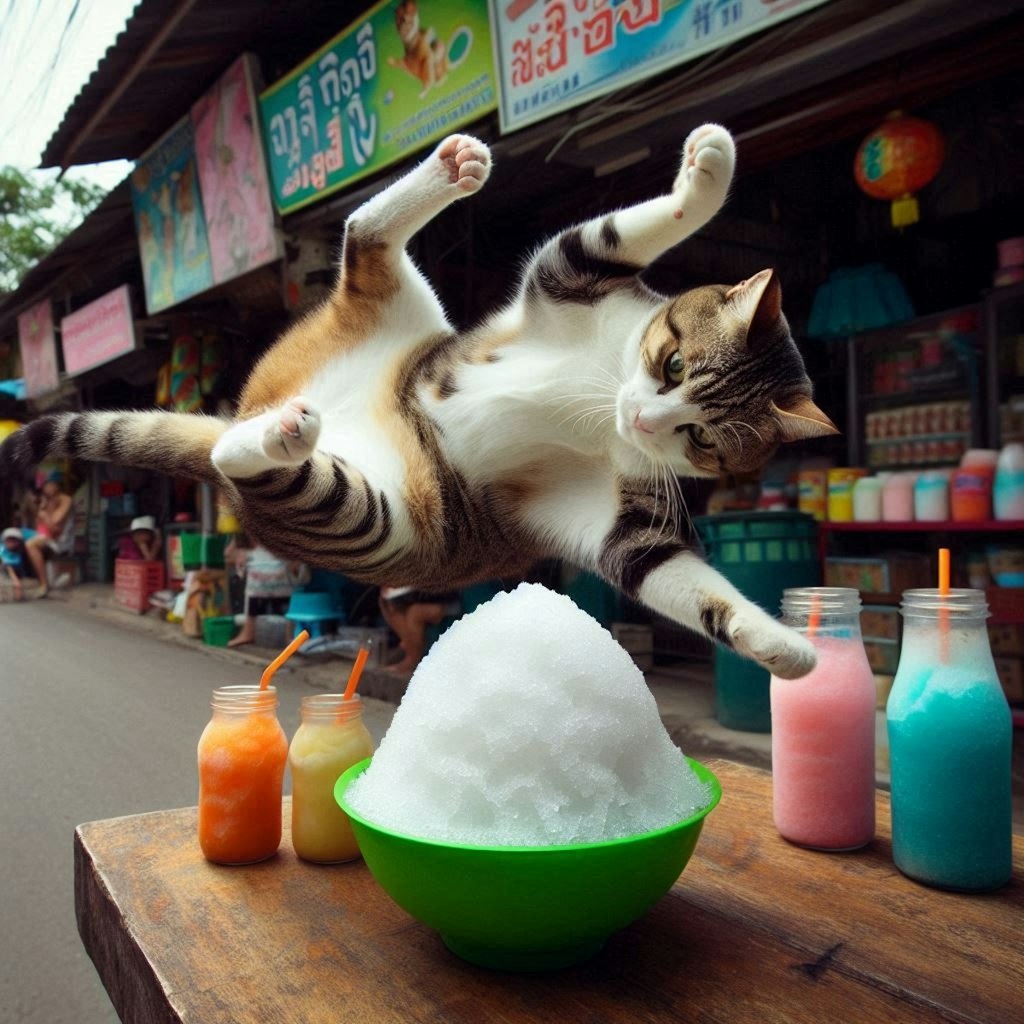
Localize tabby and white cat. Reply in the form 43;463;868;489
2;125;837;677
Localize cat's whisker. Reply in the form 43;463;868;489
726;420;763;444
722;421;744;453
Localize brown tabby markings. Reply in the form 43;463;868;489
238;230;396;418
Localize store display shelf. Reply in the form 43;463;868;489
866;433;968;445
858;386;969;407
820;520;1024;533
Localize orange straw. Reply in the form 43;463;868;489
938;547;951;663
259;629;310;690
342;642;371;704
807;592;822;639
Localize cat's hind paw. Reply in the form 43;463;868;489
263;397;321;464
436;134;491;193
728;608;816;680
673;124;735;205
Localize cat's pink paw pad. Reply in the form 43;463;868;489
436;134;491;191
265;397;320;462
278;399;306;437
675;124;735;196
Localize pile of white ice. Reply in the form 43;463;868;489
345;583;711;846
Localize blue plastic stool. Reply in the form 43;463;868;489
285;591;341;639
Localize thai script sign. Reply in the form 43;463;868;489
259;0;497;214
490;0;834;133
130;118;214;314
192;55;281;285
17;299;60;397
61;285;137;376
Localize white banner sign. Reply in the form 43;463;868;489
490;0;834;133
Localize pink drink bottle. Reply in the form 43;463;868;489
771;587;876;851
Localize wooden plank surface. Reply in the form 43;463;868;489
75;761;1024;1024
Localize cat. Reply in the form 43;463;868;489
387;0;449;99
0;125;838;678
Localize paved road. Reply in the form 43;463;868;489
0;598;395;1024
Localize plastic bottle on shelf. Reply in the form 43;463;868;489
882;473;917;522
827;468;868;522
853;476;884;521
951;450;997;522
913;471;950;522
993;444;1024;520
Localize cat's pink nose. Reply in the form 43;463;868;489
633;412;656;435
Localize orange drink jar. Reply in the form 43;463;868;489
197;685;288;865
289;695;374;863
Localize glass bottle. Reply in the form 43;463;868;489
886;589;1012;891
771;587;876;851
197;685;289;865
290;694;374;863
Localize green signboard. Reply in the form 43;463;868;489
259;0;497;215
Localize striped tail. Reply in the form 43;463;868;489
0;410;230;484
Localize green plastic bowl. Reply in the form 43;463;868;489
335;757;721;971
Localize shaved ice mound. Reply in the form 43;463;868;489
345;583;712;846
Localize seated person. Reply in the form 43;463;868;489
25;472;74;598
117;516;163;561
226;534;308;647
1;527;28;601
378;586;460;674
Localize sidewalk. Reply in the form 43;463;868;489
47;582;776;771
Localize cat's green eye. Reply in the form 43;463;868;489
664;352;685;384
689;425;715;450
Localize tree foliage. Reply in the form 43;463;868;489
0;167;108;297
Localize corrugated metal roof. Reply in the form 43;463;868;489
41;0;369;168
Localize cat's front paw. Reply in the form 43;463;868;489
728;608;816;679
673;124;735;206
263;397;321;464
435;134;491;193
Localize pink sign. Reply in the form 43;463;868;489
192;54;280;286
61;285;137;376
17;299;60;397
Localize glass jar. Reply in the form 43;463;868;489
197;685;288;865
886;589;1012;891
290;694;374;863
770;588;876;851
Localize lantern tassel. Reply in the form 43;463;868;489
891;194;920;228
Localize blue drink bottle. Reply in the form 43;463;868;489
886;588;1012;892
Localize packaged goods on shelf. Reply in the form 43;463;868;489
989;623;1024;656
861;604;900;642
994;657;1024;703
864;638;899;674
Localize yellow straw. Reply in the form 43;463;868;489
260;629;310;690
938;548;950;664
342;643;371;704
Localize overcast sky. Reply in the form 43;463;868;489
0;0;139;187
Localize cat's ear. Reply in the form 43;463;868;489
725;268;782;340
771;396;840;442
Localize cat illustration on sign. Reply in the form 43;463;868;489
387;0;471;99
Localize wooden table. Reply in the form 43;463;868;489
75;761;1023;1024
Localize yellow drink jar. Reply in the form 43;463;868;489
290;694;374;863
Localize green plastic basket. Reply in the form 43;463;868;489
202;615;236;647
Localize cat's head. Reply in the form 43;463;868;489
616;269;837;477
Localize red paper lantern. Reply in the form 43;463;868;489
854;113;944;228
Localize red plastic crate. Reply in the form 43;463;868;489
113;559;166;614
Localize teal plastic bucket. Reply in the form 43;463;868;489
693;512;820;732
